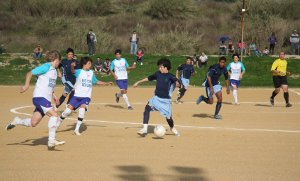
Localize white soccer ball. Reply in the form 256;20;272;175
154;124;166;138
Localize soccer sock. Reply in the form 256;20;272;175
75;108;85;132
48;116;57;141
142;124;148;131
75;119;82;132
15;118;32;127
67;91;75;104
117;93;122;97
284;92;289;104
271;91;278;99
203;97;209;104
233;89;238;103
166;117;174;128
215;102;222;115
143;105;152;124
177;88;186;100
61;108;72;119
56;95;66;108
122;94;131;107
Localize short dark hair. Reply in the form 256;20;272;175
66;48;74;54
80;56;93;67
186;56;193;61
232;53;239;59
157;57;172;70
115;49;122;54
219;56;227;62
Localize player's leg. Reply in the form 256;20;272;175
270;76;281;106
166;117;180;136
138;103;153;136
196;87;212;105
118;80;132;110
74;104;88;135
281;84;292;107
214;91;223;119
46;108;65;150
177;78;188;103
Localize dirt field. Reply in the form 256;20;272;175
0;86;300;181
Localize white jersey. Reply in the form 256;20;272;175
110;58;129;80
74;69;98;98
227;61;245;80
32;63;57;102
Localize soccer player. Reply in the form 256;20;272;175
134;58;181;136
58;57;113;135
56;48;79;108
6;50;65;150
195;56;230;119
110;49;136;110
176;57;195;104
270;52;292;107
227;53;246;105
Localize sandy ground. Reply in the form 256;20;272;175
0;86;300;181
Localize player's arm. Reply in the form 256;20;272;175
133;77;149;87
20;71;33;93
126;60;136;70
240;64;246;79
92;74;113;86
71;62;76;74
224;71;230;94
176;70;179;79
207;76;214;96
52;92;59;105
271;60;284;76
109;62;118;80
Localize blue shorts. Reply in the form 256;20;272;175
62;77;74;94
148;96;172;119
68;96;91;110
116;79;128;90
206;84;222;99
181;77;190;88
230;79;240;87
32;97;53;117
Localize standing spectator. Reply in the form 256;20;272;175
270;52;292;107
268;32;277;55
86;29;97;56
290;30;299;55
129;31;139;54
199;52;208;68
33;44;43;59
134;49;144;65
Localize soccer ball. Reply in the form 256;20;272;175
154;124;166;138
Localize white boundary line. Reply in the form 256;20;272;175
290;89;300;96
10;105;300;134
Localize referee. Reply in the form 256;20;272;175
270;51;292;107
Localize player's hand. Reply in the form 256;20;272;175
113;75;118;80
106;82;113;86
176;81;181;88
133;82;139;88
210;87;214;96
20;85;29;93
226;88;230;94
71;62;76;67
286;71;291;76
239;74;243;79
53;96;59;105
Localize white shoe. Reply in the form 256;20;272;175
74;130;81;136
137;128;147;136
140;63;143;65
171;127;180;136
6;117;21;131
48;139;66;150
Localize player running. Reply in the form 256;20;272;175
195;56;230;119
134;58;181;137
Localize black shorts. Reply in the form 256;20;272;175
273;76;288;88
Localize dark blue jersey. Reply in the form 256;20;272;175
204;64;228;87
148;71;178;99
58;59;80;84
177;64;194;79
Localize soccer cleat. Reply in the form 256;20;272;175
286;103;292;107
74;130;81;136
214;114;222;120
140;63;143;65
233;102;240;105
6;117;21;131
171;127;180;136
128;106;133;110
115;93;120;103
137;128;147;136
270;97;274;106
48;139;66;150
196;95;204;104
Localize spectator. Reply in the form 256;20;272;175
290;30;299;55
249;41;260;57
219;41;227;55
86;29;97;56
268;32;277;55
103;58;111;74
94;58;103;72
199;52;208;68
227;41;235;55
237;40;247;55
192;54;198;67
134;49;144;65
129;31;139;54
33;44;43;59
262;47;270;56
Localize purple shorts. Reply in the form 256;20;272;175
32;97;53;117
116;79;128;90
230;79;241;87
69;96;91;110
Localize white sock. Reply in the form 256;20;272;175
15;118;32;127
75;120;82;132
233;89;238;103
48;117;57;141
143;124;148;131
122;94;131;107
62;108;72;118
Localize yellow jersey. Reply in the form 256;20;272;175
271;58;287;76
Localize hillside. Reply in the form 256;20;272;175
0;0;299;54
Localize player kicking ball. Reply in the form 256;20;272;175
195;56;230;119
6;50;65;150
134;58;181;137
58;57;113;135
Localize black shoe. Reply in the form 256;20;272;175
128;106;133;110
115;93;120;103
286;103;292;107
270;97;274;106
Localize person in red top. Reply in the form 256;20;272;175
134;49;144;65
